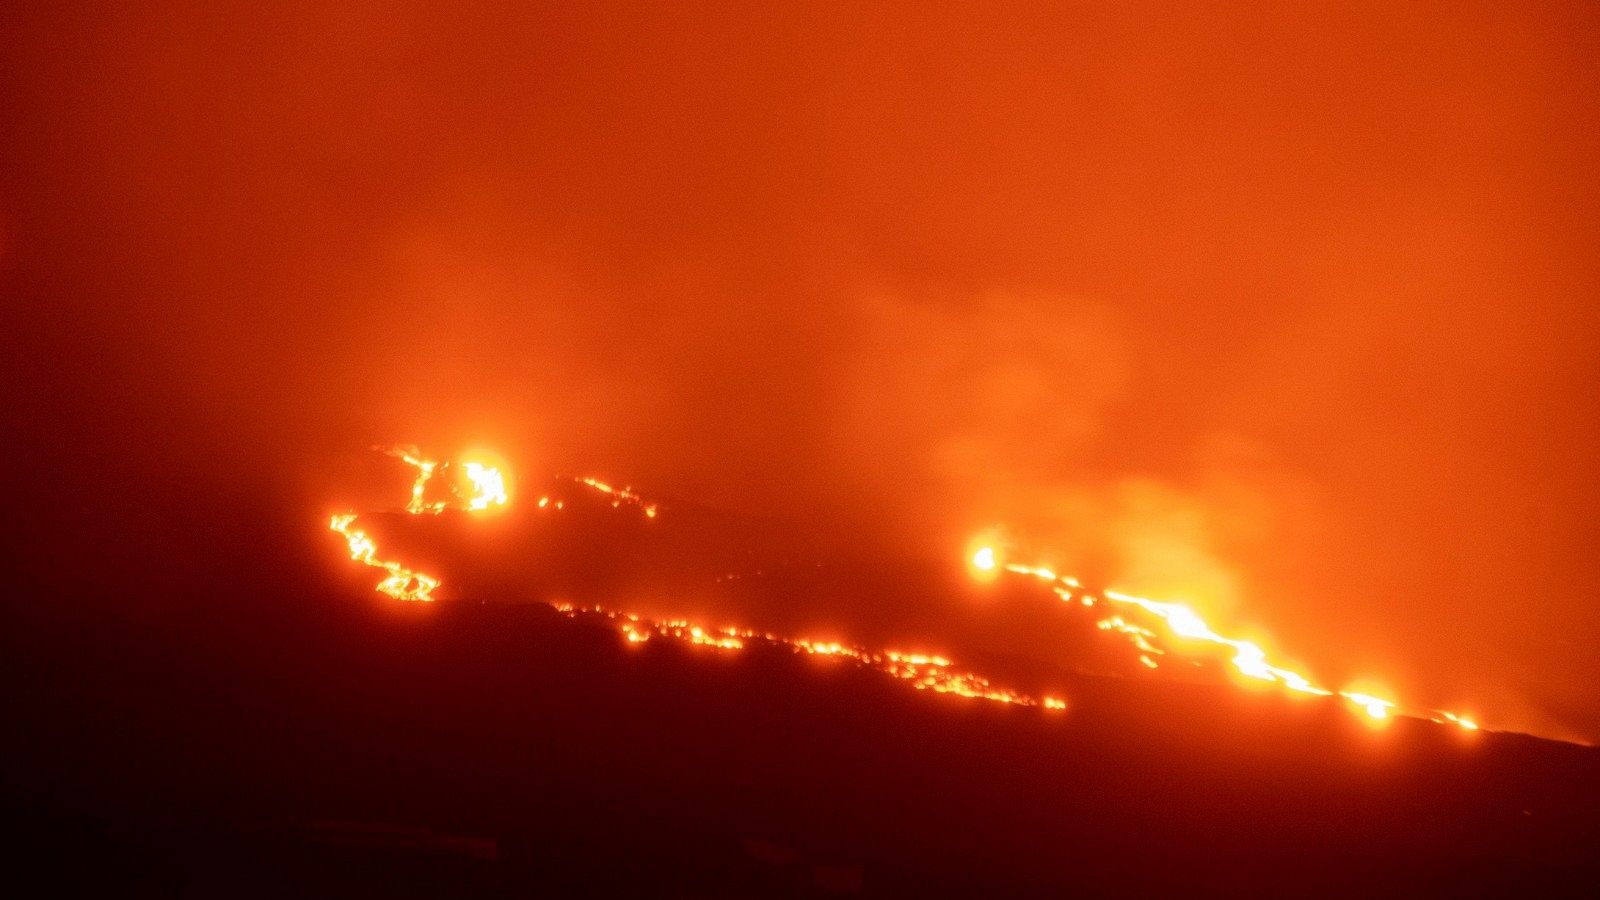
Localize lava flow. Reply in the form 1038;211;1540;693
970;544;1481;732
329;447;1484;732
327;446;509;600
328;513;442;602
328;448;1058;712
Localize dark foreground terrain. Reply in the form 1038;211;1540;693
5;492;1600;898
6;592;1599;898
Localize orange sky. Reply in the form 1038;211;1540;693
3;2;1598;741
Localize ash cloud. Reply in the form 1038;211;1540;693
3;1;1597;742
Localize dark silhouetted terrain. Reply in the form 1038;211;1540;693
5;493;1597;897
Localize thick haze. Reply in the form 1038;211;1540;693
4;2;1598;741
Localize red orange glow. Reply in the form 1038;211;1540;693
325;451;1481;732
971;543;1483;731
328;448;510;601
331;450;1058;713
462;462;508;510
328;513;441;602
570;476;660;518
551;601;1046;707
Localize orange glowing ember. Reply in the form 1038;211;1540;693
570;476;660;518
972;544;1483;732
329;449;1059;714
549;601;1046;707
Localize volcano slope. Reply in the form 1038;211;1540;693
5;490;1598;898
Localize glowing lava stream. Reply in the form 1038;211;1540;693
971;548;1479;732
328;446;511;601
329;449;1060;712
330;448;1481;731
328;513;442;602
